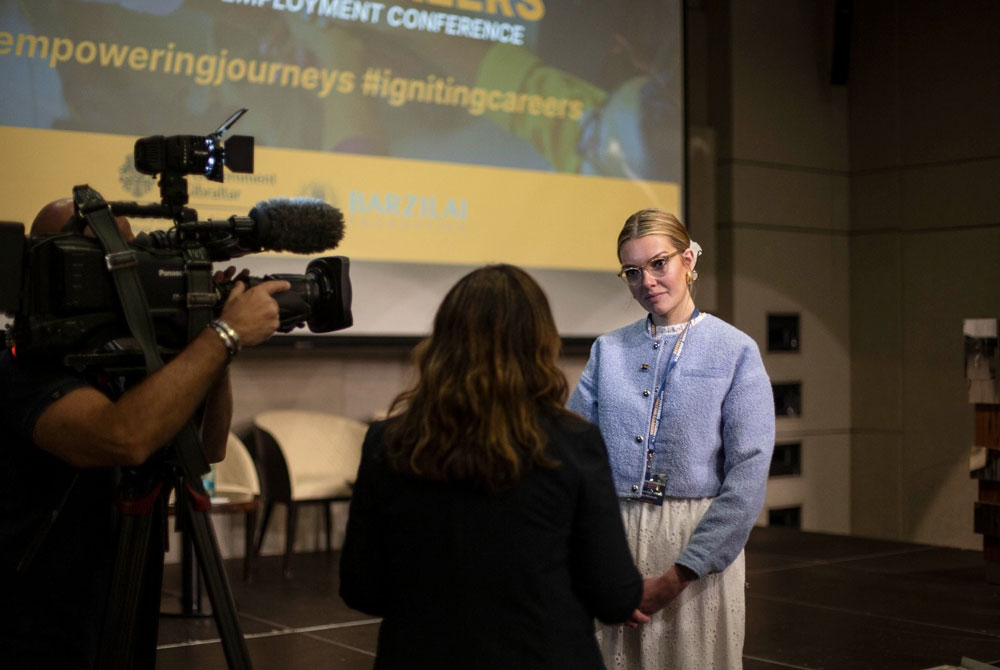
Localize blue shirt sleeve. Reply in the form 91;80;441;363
567;340;599;423
676;342;775;576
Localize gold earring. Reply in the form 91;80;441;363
685;271;693;284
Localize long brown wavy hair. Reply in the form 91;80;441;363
383;264;569;490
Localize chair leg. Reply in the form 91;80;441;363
244;508;258;584
284;502;298;578
324;503;333;560
256;500;275;557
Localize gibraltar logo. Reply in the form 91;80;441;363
119;155;154;198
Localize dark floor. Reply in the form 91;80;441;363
156;527;1000;669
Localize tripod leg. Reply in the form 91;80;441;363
178;483;253;669
180;520;206;615
133;511;167;668
97;481;167;670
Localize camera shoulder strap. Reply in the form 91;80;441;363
183;245;215;343
73;184;163;375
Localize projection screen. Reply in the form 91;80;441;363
0;0;684;338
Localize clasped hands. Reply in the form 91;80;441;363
625;563;697;628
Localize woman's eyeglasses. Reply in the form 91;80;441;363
617;251;680;286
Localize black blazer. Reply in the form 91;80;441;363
339;413;643;670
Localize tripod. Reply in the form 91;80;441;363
96;436;252;669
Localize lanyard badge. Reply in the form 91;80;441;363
637;473;668;505
634;309;699;505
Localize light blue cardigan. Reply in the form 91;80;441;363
568;313;775;577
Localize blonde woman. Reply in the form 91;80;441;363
569;209;775;670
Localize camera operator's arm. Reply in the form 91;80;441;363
199;372;233;464
196;266;249;463
31;280;290;469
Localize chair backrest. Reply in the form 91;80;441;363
252;410;367;501
214;432;261;497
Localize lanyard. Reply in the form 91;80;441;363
647;307;699;449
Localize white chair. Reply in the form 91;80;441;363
251;410;367;577
214;432;262;499
169;433;261;613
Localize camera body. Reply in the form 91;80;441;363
0;110;352;359
0;226;352;356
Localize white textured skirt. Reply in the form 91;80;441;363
596;498;745;670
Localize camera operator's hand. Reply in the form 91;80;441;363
214;265;250;284
218;279;291;347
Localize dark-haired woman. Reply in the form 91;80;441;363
340;264;645;670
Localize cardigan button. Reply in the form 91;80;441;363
642;389;650;397
632;484;640;492
635;435;643;443
653;342;660;349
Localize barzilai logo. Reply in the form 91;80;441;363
119;154;153;198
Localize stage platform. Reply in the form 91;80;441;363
156;526;1000;669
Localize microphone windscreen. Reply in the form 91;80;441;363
250;197;345;253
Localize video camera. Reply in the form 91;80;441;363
0;109;352;359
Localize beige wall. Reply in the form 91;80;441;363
189;345;590;560
701;0;853;534
848;0;1000;548
702;0;999;548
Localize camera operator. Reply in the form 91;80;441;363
0;198;290;669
